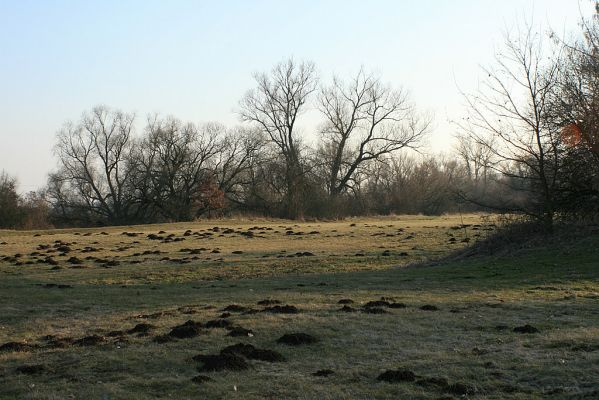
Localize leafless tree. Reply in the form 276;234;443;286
137;116;223;220
317;70;430;200
240;59;317;219
0;171;22;228
457;25;563;230
51;106;138;224
214;126;267;208
454;134;496;184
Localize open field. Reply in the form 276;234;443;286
1;215;599;399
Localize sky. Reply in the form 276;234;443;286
0;0;594;192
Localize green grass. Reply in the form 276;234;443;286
1;216;598;399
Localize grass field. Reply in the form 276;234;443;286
1;214;598;399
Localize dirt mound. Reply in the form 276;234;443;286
191;375;213;384
16;364;45;375
313;369;334;377
168;320;202;338
420;305;439;311
377;369;416;382
339;305;358;312
227;327;254;337
205;319;231;329
194;353;249;371
513;324;539;334
261;305;299;314
257;299;281;306
0;342;36;352
221;343;285;362
74;335;106;346
337;299;354;304
127;323;154;334
389;303;407;308
222;304;250;312
364;300;390;308
276;333;318;345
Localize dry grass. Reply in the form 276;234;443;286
1;214;598;399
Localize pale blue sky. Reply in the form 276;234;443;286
0;0;593;190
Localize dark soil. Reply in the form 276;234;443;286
191;375;213;384
276;333;318;345
261;305;299;314
339;305;358;312
16;364;45;375
205;319;231;329
0;342;36;352
222;304;250;312
377;369;417;383
168;320;202;338
127;323;154;334
313;369;335;377
194;353;249;371
221;343;285;362
389;303;407;308
337;299;354;304
420;305;439;311
74;335;106;346
513;324;539;334
364;300;390;308
257;299;281;306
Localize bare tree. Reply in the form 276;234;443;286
51;106;138;224
240;59;317;219
214;126;266;208
457;25;563;230
137;116;223;221
317;70;430;201
454;134;496;184
0;171;22;228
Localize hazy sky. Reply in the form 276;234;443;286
0;0;593;191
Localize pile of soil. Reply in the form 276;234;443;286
276;333;318;345
513;324;539;333
74;335;106;346
0;342;36;352
262;305;299;314
194;353;249;372
168;320;202;338
313;369;334;377
377;369;416;382
221;343;285;362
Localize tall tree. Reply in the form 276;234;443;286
51;106;138;224
317;70;429;202
136;116;223;221
240;59;317;219
0;171;22;228
458;26;563;230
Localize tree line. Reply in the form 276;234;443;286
1;9;598;230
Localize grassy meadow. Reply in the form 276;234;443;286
0;214;598;399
